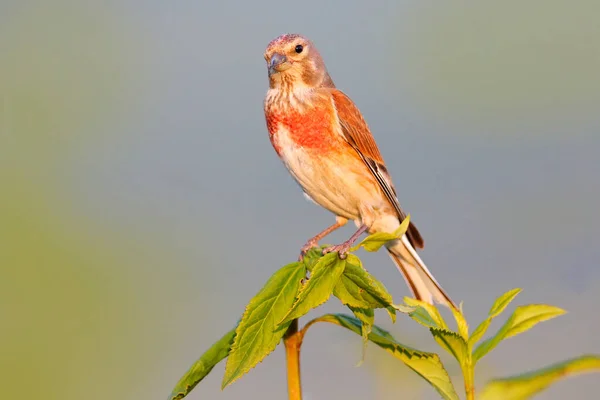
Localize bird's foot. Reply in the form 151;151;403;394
322;224;368;259
322;241;352;259
298;239;320;261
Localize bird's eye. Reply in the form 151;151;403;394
294;44;304;54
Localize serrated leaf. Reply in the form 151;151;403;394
479;355;600;400
349;306;374;365
404;297;449;330
333;254;394;310
314;313;459;400
449;303;469;340
222;262;306;388
280;253;346;324
350;216;411;252
430;328;469;367
168;327;236;400
489;288;522;318
473;304;566;362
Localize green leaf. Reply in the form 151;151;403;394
348;306;374;364
168;327;236;400
222;262;306;388
469;318;492;348
280;253;346;324
404;297;449;330
504;304;566;339
469;288;522;348
489;288;522;318
333;254;394;309
430;328;469;367
314;313;459;400
392;303;416;314
350;216;411;252
449;302;469;341
386;306;398;323
473;304;566;362
479;355;600;400
302;246;328;271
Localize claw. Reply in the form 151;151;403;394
321;224;368;260
322;243;351;259
298;239;319;261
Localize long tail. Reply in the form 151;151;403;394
387;235;457;310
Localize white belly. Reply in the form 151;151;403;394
273;125;370;221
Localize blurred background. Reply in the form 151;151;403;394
1;1;598;399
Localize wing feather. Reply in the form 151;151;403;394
329;89;424;249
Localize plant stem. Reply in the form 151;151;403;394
284;319;303;400
463;357;475;400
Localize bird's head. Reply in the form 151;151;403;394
264;33;334;90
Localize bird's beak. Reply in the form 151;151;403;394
268;53;291;75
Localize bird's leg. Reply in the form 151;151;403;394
323;224;369;259
299;217;347;260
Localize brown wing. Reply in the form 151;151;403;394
329;89;424;249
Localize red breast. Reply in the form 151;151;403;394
265;95;342;156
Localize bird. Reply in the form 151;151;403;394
262;33;457;310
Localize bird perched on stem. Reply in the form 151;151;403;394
263;33;456;310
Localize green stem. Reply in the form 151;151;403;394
283;319;303;400
463;357;475;400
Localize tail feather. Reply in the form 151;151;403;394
387;235;457;310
